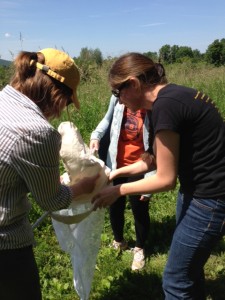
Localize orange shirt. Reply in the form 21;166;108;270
117;108;146;168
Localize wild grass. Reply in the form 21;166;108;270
31;62;225;300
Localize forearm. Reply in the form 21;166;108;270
92;172;176;211
119;173;175;196
110;159;151;180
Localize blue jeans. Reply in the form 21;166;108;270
163;191;225;299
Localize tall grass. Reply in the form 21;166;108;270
32;62;225;300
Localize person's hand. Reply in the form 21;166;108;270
91;185;121;210
89;139;100;154
140;195;151;201
108;170;118;182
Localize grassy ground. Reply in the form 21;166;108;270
31;62;225;300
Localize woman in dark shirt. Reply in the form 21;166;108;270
92;52;225;299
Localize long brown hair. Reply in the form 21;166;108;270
109;52;167;89
10;51;73;119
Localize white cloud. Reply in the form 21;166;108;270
5;33;11;38
140;23;166;27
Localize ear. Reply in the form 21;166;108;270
129;77;141;90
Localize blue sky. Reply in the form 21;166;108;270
0;0;225;61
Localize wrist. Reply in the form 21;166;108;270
110;169;119;180
118;184;125;197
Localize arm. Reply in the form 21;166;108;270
120;130;179;194
109;152;156;181
89;95;116;151
92;130;179;209
12;128;99;211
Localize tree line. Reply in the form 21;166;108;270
74;38;225;67
1;38;225;88
157;38;225;66
72;38;225;82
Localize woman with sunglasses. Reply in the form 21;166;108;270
0;48;98;300
90;94;155;271
92;52;225;299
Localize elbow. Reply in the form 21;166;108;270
162;177;177;192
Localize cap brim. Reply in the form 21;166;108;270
72;92;80;110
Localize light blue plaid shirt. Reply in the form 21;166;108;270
0;85;72;249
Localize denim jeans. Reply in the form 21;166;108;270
163;191;225;299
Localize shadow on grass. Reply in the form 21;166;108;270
206;273;225;300
145;215;176;257
212;237;225;255
96;269;164;300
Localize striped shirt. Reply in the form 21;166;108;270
0;85;72;249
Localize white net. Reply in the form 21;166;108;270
51;121;110;300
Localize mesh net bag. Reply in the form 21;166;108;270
52;121;110;300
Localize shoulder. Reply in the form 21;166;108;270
157;83;196;100
15;126;60;153
11;126;61;165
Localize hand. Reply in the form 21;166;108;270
60;172;70;184
89;139;100;154
91;185;121;210
109;169;119;182
140;195;151;201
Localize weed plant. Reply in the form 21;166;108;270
29;62;225;300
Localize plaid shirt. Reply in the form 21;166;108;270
0;85;71;249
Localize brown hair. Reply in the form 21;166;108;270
10;51;73;119
108;52;167;89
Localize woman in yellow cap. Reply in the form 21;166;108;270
0;48;98;300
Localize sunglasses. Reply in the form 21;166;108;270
111;81;129;98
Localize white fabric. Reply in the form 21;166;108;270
52;121;110;300
52;209;105;300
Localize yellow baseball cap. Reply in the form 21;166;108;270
35;48;80;109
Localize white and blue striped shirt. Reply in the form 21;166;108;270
0;85;72;249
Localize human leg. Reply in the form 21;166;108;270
130;197;150;270
163;192;225;299
128;174;150;248
110;177;127;245
128;175;150;270
0;246;42;300
129;193;150;249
